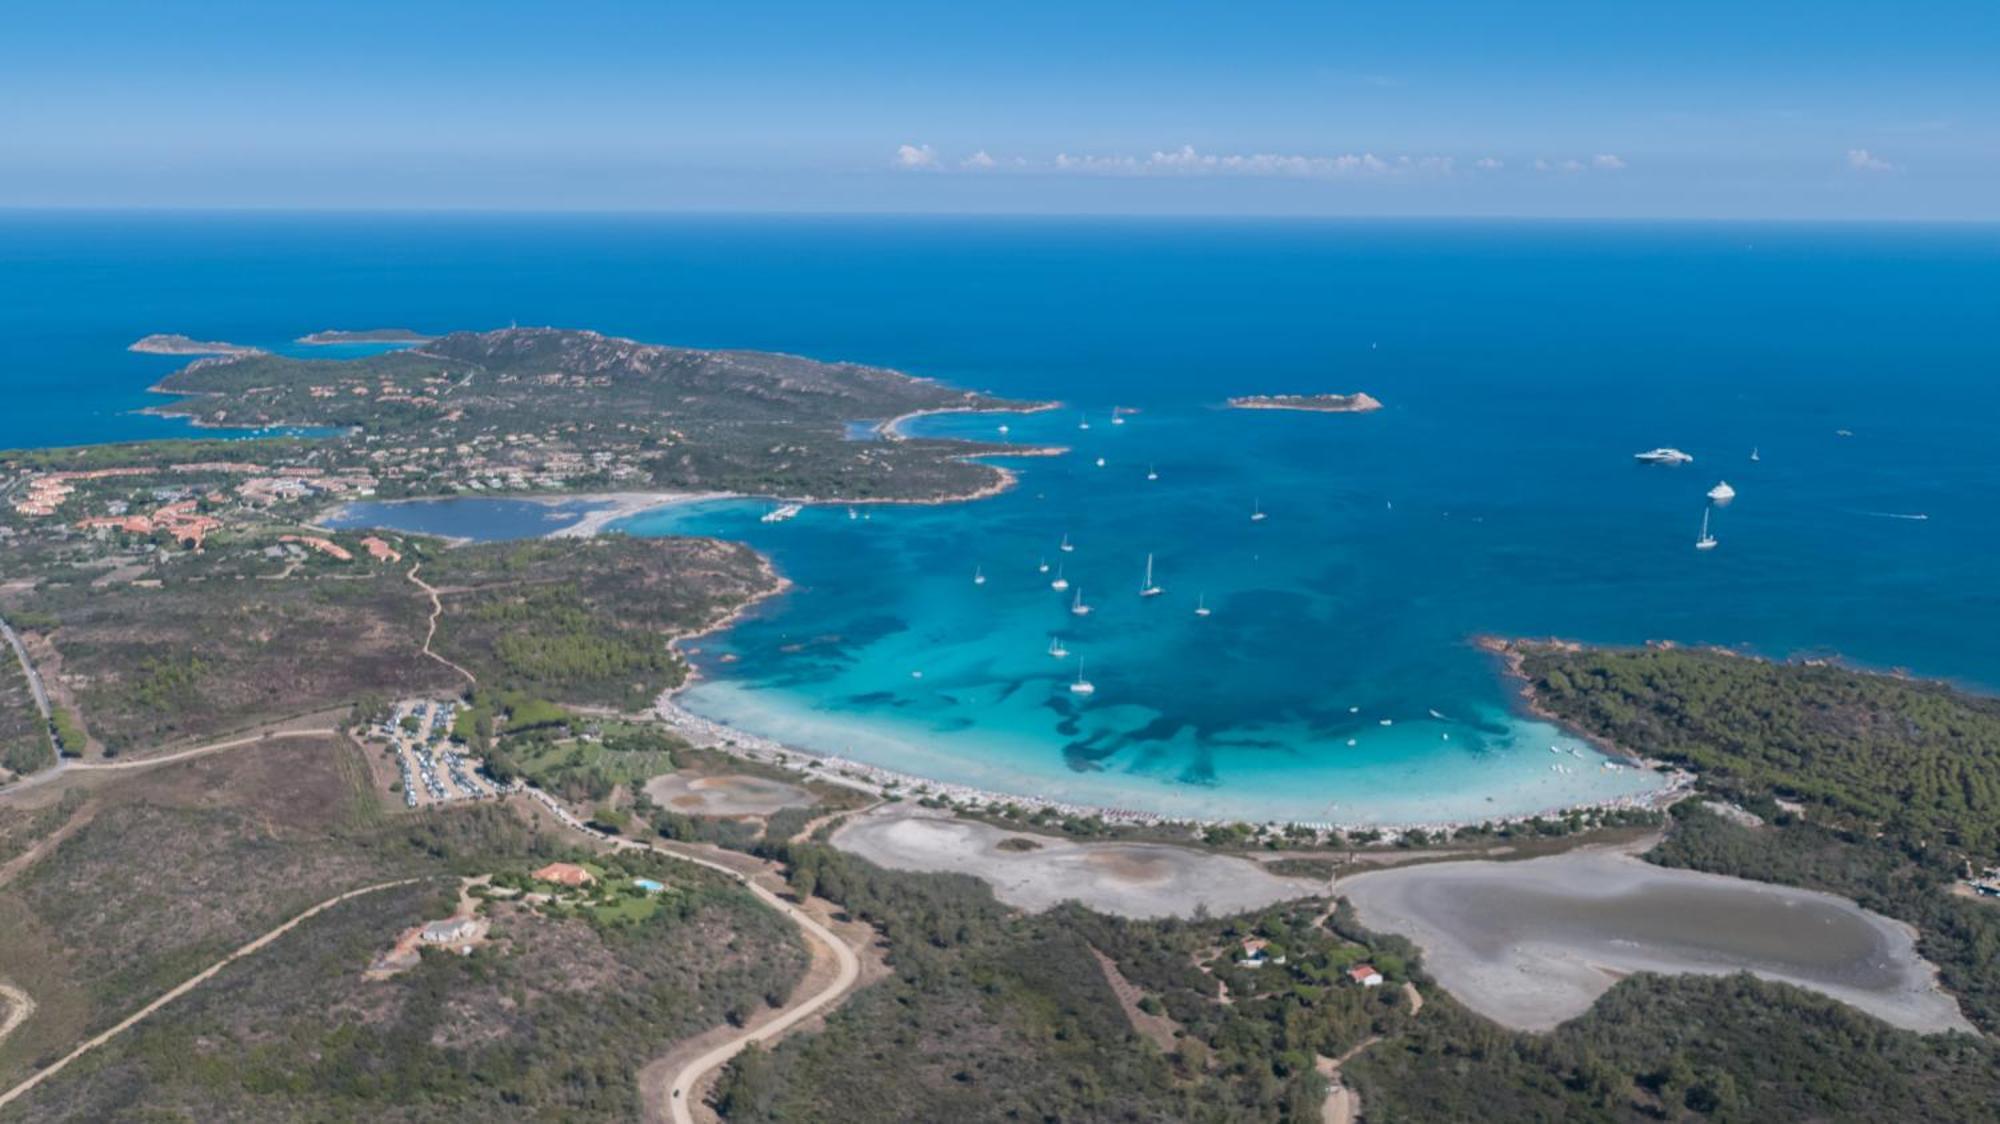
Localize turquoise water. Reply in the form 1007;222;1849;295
7;213;2000;823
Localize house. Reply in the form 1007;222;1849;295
1348;964;1385;988
1237;938;1286;968
419;917;481;945
532;861;596;887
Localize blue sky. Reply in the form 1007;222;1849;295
4;1;1996;218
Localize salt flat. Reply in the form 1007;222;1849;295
1338;848;1973;1034
831;808;1321;919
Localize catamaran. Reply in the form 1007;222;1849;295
1139;553;1163;597
1250;498;1267;522
1194;592;1211;617
1048;635;1069;659
1071;588;1092;616
1695;505;1718;550
1050;564;1069;591
1069;660;1095;694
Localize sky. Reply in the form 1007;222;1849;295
3;1;1996;219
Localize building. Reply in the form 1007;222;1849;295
532;861;596;887
1237;938;1286;968
1348;964;1385;988
419;917;481;945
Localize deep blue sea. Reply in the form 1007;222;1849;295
9;212;2000;823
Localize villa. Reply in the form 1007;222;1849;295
1348;964;1385;988
532;861;596;887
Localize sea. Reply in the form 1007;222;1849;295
8;211;2000;825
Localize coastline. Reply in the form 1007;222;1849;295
875;399;1060;442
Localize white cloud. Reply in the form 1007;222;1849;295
961;149;996;169
894;143;937;169
1047;145;1450;180
1475;157;1505;171
1591;154;1627;171
1846;148;1895;172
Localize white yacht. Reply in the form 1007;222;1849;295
1069;661;1096;694
1095;456;1106;468
1707;481;1736;502
1071;588;1092;616
1139;553;1163;597
1634;447;1694;465
760;502;804;523
1695;505;1718;551
998;423;1010;435
1194;593;1211;617
1050;565;1069;592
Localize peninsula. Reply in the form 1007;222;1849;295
1228;391;1383;413
296;328;434;344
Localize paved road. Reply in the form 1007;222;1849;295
522;789;861;1124
0;878;422;1112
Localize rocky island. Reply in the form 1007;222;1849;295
296;328;434;345
127;334;263;357
1228;391;1383;413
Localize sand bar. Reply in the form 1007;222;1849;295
831;807;1322;919
1338;848;1973;1034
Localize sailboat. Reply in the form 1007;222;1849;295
1111;409;1126;426
1250;498;1267;523
1059;533;1074;553
973;565;986;585
1078;414;1091;431
1139;553;1164;597
1038;556;1050;573
1194;593;1211;617
1069;660;1096;694
1695;505;1718;551
1750;446;1761;462
1146;464;1158;481
1050;564;1069;591
1048;635;1069;659
1071;588;1092;616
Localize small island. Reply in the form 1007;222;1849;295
296;328;434;345
128;334;263;357
1228;391;1383;413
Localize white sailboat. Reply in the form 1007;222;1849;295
1038;556;1050;573
1250;498;1267;522
1194;593;1211;617
1146;464;1158;481
1695;505;1718;551
973;565;986;585
1139;553;1163;597
1111;408;1126;426
1050;564;1069;591
1069;660;1095;694
1079;414;1091;431
1048;635;1069;659
1750;446;1761;462
1059;533;1074;553
1071;587;1092;616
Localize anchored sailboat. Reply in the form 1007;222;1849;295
1071;587;1092;616
1038;556;1050;573
1059;533;1074;553
1250;498;1267;522
1069;660;1095;694
1146;464;1158;481
1139;553;1163;597
1695;505;1718;551
1048;635;1069;659
973;565;986;585
1194;592;1211;617
1050;564;1069;591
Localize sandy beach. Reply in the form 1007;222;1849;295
1338;846;1973;1035
831;806;1322;918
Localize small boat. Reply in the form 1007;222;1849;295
847;507;858;520
1111;409;1126;426
1695;505;1718;551
1069;661;1095;694
1708;481;1736;502
1250;499;1267;523
1138;553;1163;597
1378;718;1393;727
1059;533;1074;553
998;424;1010;435
1079;414;1091;431
1634;447;1694;465
1146;464;1158;481
1048;635;1069;659
910;670;924;679
1070;588;1092;616
1095;456;1106;468
1038;556;1050;573
1194;593;1211;617
1050;565;1069;591
759;502;804;523
1750;446;1760;462
973;565;986;586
